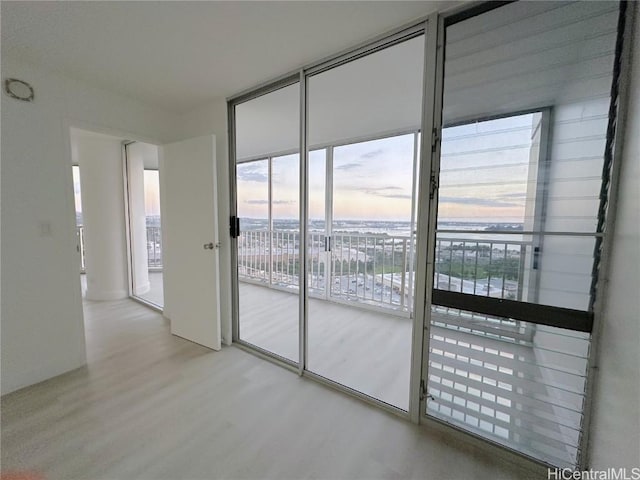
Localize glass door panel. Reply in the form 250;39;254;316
307;149;328;297
140;169;163;306
234;82;300;363
271;154;300;290
306;35;425;410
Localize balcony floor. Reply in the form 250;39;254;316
239;281;412;410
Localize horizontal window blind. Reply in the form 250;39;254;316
427;307;590;468
426;0;621;468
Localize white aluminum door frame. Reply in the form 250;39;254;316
228;12;444;421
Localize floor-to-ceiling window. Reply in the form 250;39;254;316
232;31;426;410
229;0;626;469
234;82;301;363
303;32;426;410
423;1;621;468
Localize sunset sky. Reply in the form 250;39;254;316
236;135;417;222
236;113;535;224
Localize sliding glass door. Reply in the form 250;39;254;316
234;82;300;364
231;32;427;408
304;35;425;410
228;0;625;470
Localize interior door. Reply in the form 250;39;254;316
160;135;221;350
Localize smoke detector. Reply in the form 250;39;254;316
4;78;34;102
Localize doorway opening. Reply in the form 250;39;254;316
125;142;164;308
72;165;86;293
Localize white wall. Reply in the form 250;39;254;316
126;142;154;296
588;11;640;468
169;98;232;345
1;56;177;395
76;133;130;301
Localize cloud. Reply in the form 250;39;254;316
361;149;384;159
358;186;401;192
335;162;361;171
237;167;268;182
246;199;294;205
439;196;520;208
360;186;412;199
377;193;412;199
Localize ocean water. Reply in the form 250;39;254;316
240;218;524;242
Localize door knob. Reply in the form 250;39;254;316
204;242;221;250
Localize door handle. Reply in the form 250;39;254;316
204;242;221;250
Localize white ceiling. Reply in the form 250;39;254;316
70;128;159;169
1;1;453;114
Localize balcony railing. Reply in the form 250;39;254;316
434;237;529;301
146;226;163;269
238;229;532;314
77;225;163;272
77;226;86;273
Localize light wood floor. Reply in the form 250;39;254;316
1;298;545;479
81;272;164;307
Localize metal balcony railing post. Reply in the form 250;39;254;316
473;241;479;295
264;230;273;285
347;236;352;298
517;244;526;301
401;238;407;309
380;239;387;303
363;237;367;301
460;241;466;294
407;234;415;314
487;243;494;297
340;235;344;296
448;242;453;291
501;244;508;299
327;235;331;298
391;238;396;306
